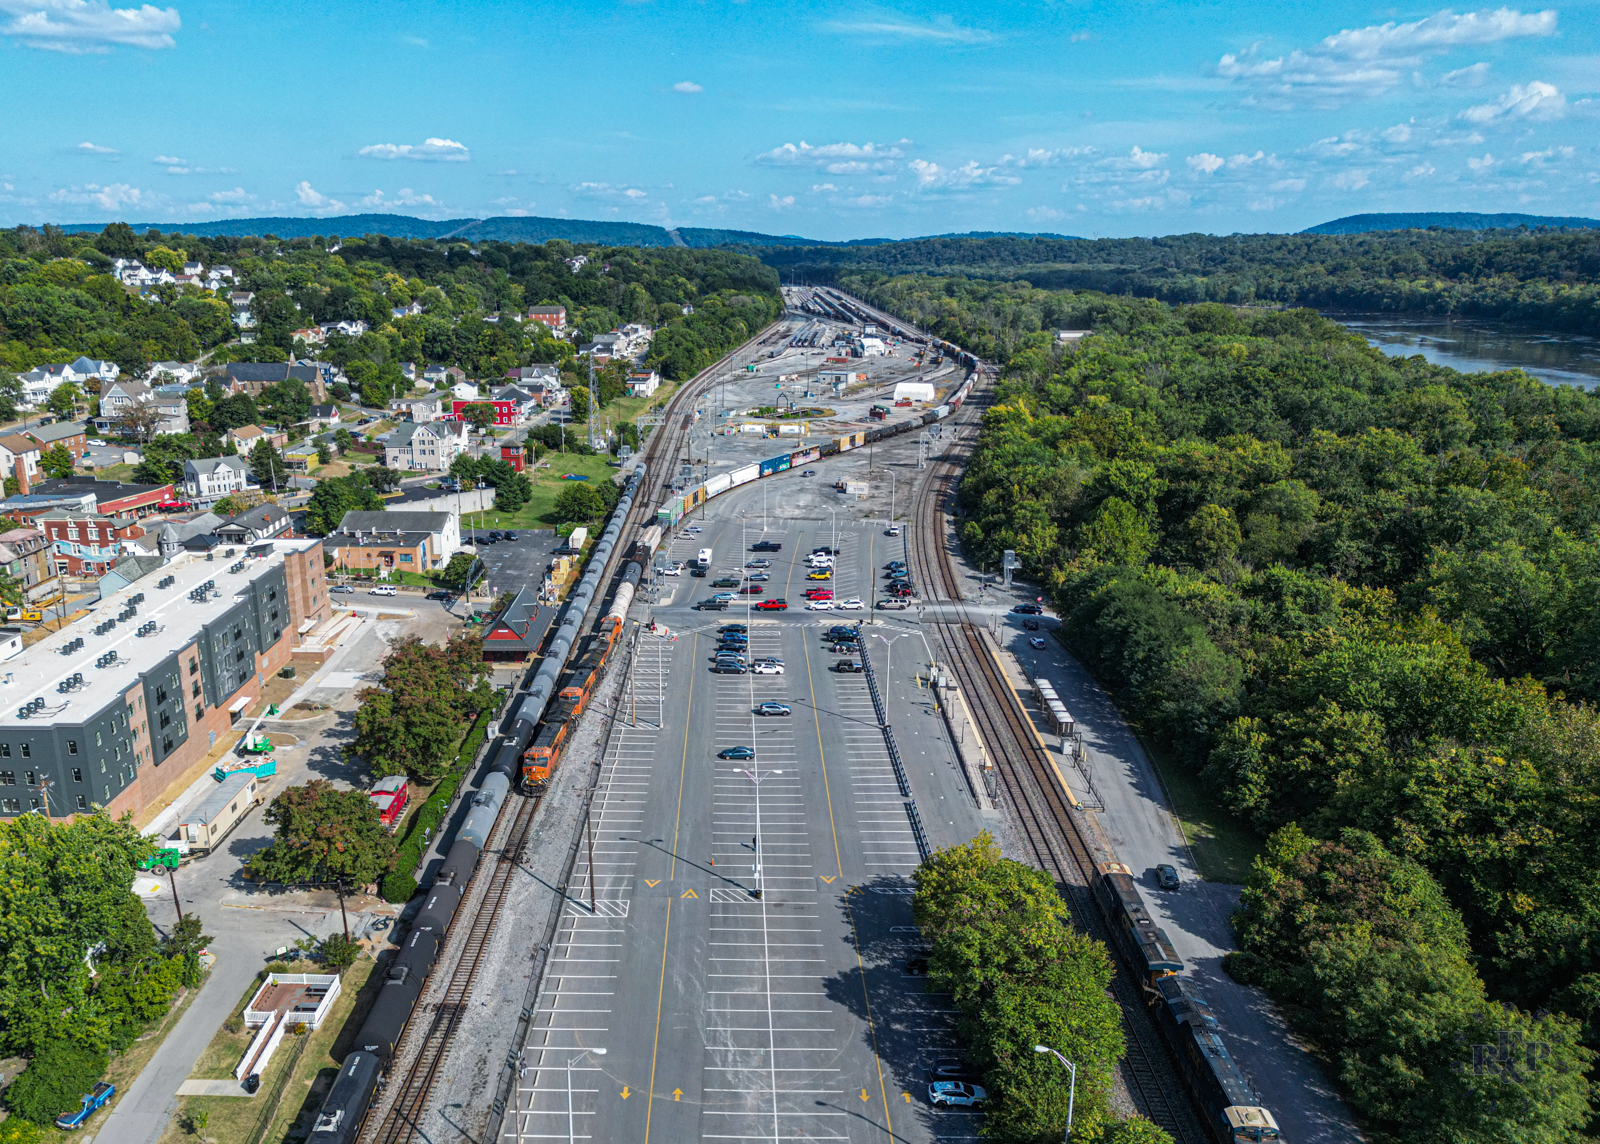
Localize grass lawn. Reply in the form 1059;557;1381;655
161;956;378;1144
1141;739;1262;884
457;450;621;533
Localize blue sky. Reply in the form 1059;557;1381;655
1;1;1597;239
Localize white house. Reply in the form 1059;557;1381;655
422;365;451;387
385;420;469;472
318;319;369;338
146;361;203;385
390;301;424;320
627;370;661;398
449;381;480;403
183;455;255;503
393;395;444;423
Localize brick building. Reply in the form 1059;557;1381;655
0;539;329;822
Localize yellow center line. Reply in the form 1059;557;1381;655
644;895;673;1143
669;633;695;881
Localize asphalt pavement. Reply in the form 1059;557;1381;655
504;478;990;1144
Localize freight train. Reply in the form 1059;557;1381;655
306;470;648;1144
655;371;978;528
1097;862;1281;1143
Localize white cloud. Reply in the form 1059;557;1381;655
1228;150;1271;167
1468;152;1497;171
1405;163;1438;179
842;193;892;208
295;181;345;212
1247;197;1283;211
1109;188;1190;211
1442;61;1492;86
357;137;470;162
401;34;427;47
1;0;179;52
1102;146;1167;171
1269;177;1307;191
1001;147;1095;168
1027;205;1067;221
1328;169;1371;190
811;183;837;192
152;154;182;165
1186;153;1225;174
76;141;117;155
1460;80;1566;123
672;80;703;93
1381;123;1413;143
1519;145;1574;164
820;13;993;43
906;158;1020;189
768;194;796;210
208;187;250;203
571;182;650;203
1218;7;1557;105
755;140;908;170
360;187;441;208
48;182;147;209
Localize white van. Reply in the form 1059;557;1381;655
369;584;397;596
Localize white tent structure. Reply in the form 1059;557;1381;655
893;381;935;403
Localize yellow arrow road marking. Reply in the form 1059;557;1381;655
860;1088;870;1102
681;888;698;898
819;875;836;884
672;1088;683;1101
644;879;660;887
902;1091;911;1103
621;1086;631;1099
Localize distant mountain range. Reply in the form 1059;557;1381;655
1303;212;1600;235
51;213;1079;249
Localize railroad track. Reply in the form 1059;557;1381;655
360;320;789;1143
366;787;544;1144
897;359;1207;1143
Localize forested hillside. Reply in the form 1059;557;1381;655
860;273;1600;1140
0;223;780;404
763;227;1600;333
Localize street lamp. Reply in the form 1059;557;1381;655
871;632;915;727
1034;1045;1076;1141
568;1047;606;1144
744;769;783;899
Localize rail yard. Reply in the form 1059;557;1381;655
308;288;1325;1144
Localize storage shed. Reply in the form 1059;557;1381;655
892;381;935;403
175;771;260;854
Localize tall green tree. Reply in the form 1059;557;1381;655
249;439;288;489
247;781;397;887
38;444;75;479
351;635;498;781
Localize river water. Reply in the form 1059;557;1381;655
1327;311;1600;391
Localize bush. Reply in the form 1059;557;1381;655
0;1119;44;1144
3;1042;108;1125
381;711;492;903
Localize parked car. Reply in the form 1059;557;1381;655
739;585;764;595
1156;863;1181;890
1012;603;1044;615
838;598;863;610
661;565;682;577
718;746;756;759
710;662;745;673
752;541;782;552
55;1081;114;1130
504;531;519;541
752;662;785;674
928;1081;987;1108
719;625;748;634
748;572;770;582
426;590;454;602
331;584;355;594
877;599;908;610
814;547;836;556
807;600;834;610
1029;637;1046;649
807;570;832;581
756;703;792;717
697;600;729;611
369;585;397;596
757;599;788;611
833;660;863;673
885;561;906;570
712;577;740;588
1023;619;1040;631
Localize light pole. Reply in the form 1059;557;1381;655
826;506;837;558
1034;1045;1076;1141
872;632;915;725
567;1047;606;1144
744;769;782;899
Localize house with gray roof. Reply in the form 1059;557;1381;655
334;510;459;561
183;456;254;504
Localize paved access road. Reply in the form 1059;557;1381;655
505;479;990;1144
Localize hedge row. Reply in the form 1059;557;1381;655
380;709;493;903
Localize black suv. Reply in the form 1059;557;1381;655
833;660;864;673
